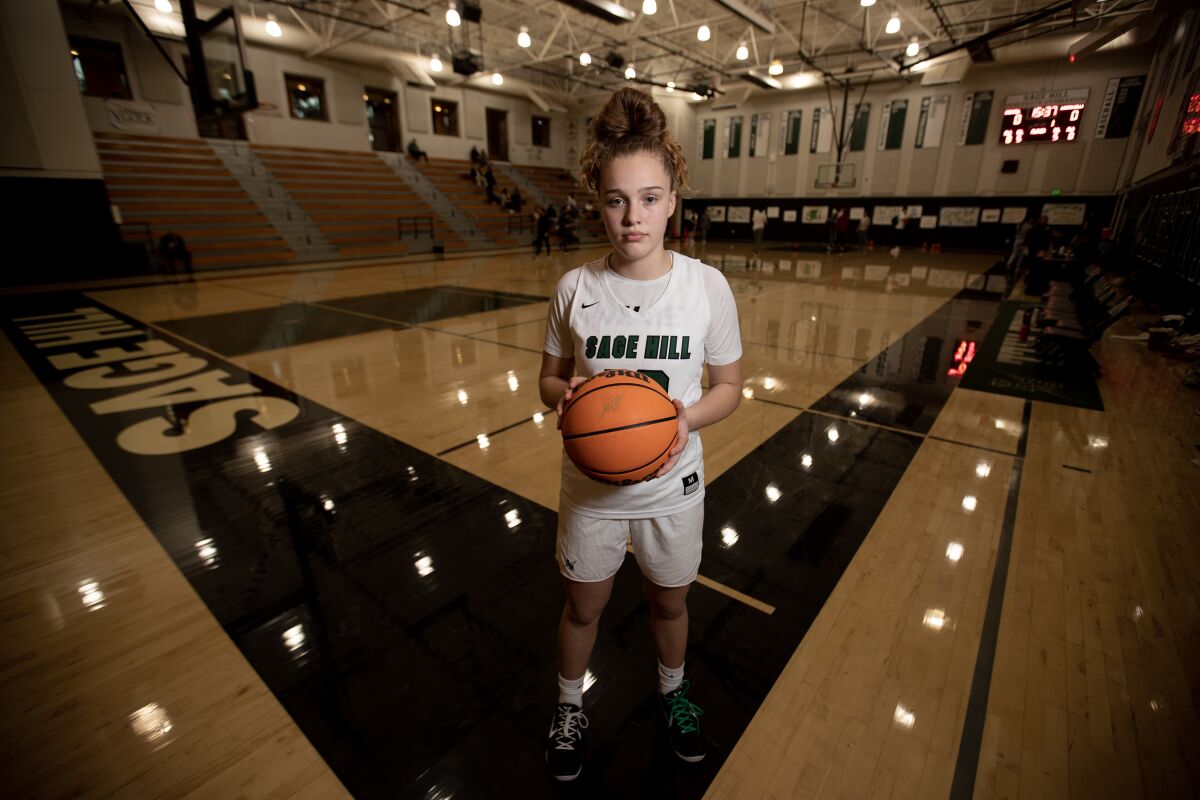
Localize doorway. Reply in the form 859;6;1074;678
365;87;400;152
486;108;509;162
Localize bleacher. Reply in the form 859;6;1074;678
511;164;605;240
415;158;527;248
96;132;294;268
251;145;467;258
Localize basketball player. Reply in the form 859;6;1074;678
538;88;743;781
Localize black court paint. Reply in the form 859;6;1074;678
156;286;547;357
949;399;1033;800
4;286;1001;798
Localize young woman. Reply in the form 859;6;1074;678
539;87;743;781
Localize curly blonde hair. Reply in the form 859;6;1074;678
579;87;690;195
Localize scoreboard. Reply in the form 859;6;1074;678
1000;88;1089;145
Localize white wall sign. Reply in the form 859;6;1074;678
981;209;1001;223
708;206;727;222
919;215;938;229
939;207;980;227
107;100;158;132
1001;207;1028;224
1042;202;1087;226
727;206;751;223
767;206;780;218
873;205;903;226
783;209;798;222
802;206;829;224
849;207;866;220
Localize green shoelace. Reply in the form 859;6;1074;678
666;682;704;734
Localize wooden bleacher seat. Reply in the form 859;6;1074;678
94;132;295;268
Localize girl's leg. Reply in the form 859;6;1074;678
558;575;615;680
643;578;691;670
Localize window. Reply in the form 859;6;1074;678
432;99;459;136
285;74;327;120
69;36;132;99
701;119;716;159
531;115;551;148
727;116;743;158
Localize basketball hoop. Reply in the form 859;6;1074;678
815;162;856;189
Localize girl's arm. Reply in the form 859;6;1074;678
539;352;586;428
652;359;742;478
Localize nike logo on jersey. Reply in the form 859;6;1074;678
581;301;599;309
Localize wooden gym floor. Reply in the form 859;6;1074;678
1;242;1197;798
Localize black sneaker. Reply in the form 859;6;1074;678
659;681;706;762
546;703;587;781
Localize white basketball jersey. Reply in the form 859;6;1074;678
544;252;742;519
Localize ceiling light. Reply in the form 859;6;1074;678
430;54;443;71
625;64;636;79
362;93;369;101
768;60;783;75
265;15;282;38
154;0;173;13
697;24;711;42
446;4;461;26
579;51;591;66
492;71;504;85
906;38;920;57
860;0;876;6
736;43;749;60
643;0;657;14
666;80;675;91
886;14;900;34
517;26;531;48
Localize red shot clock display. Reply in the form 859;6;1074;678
999;88;1090;145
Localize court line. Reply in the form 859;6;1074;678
435;413;540;456
624;542;776;615
1062;463;1093;474
949;399;1033;800
927;434;1022;459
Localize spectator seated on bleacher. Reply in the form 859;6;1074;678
407;139;429;162
157;230;193;275
506;188;523;214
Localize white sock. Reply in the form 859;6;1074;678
658;660;685;695
558;673;585;708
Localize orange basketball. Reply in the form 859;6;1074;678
561;369;679;485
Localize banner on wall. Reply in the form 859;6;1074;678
939;207;980;227
708;206;727;222
1001;207;1028;224
980;209;1002;223
783;209;798;222
767;206;780;218
727;206;751;223
1095;75;1146;139
915;95;949;148
957;91;994;145
107;100;158;132
1042;203;1087;225
920;215;938;229
802;206;829;224
873;205;903;226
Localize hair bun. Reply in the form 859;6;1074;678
579;87;690;194
593;88;667;142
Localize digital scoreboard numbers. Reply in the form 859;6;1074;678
999;88;1090;145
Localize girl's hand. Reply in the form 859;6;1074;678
651;399;689;478
555;376;589;430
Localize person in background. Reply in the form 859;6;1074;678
698;207;711;244
1007;214;1035;284
499;188;512;211
858;214;871;250
407;138;429;162
752;207;768;252
535;204;557;256
833;208;850;253
484;163;499;204
507;188;524;214
158;231;192;275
